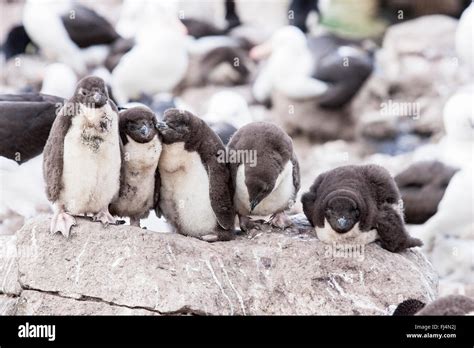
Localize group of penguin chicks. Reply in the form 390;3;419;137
44;75;422;253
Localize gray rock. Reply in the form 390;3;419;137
11;215;437;315
0;294;18;315
16;290;157;315
0;235;21;295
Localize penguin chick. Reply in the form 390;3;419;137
416;295;474;316
110;106;162;227
228;122;300;231
301;164;423;252
394;295;474;316
43;76;121;237
156;108;235;242
392;299;426;316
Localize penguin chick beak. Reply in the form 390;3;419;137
336;217;349;229
250;199;260;213
156;121;168;130
93;92;102;102
139;125;150;137
93;92;106;106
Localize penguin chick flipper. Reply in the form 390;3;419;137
92;209;117;226
268;212;293;229
207;163;235;231
375;205;423;252
50;210;76;238
153;169;162;218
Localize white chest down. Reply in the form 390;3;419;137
315;219;379;245
159;142;217;237
234;161;295;217
112;135;162;217
60;104;121;214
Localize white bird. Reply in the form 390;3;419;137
0;155;51;228
251;25;328;103
409;165;473;282
23;0;86;74
413;85;474;169
111;3;189;104
116;0;187;38
40;63;77;99
455;3;474;73
204;91;254;129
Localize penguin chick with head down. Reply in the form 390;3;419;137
156;109;235;242
228;122;300;231
393;295;474;316
43;76;121;237
109;106;162;227
301;164;422;252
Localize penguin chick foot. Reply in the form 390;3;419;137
201;234;219;242
130;217;141;228
93;210;117;226
268;212;293;229
239;215;264;233
50;211;76;238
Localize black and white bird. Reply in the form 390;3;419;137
251;25;373;108
203;91;254;144
156;109;235;242
181;0;242;38
228;122;300;231
110;106;162;228
302;164;423;252
111;4;188;104
43;76;121;237
22;0;120;73
2;24;38;60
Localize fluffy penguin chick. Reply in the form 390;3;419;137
43;76;121;237
228;122;300;231
110;106;162;227
416;295;474;316
301;164;423;252
157;109;235;242
394;295;474;316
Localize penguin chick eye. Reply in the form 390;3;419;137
79;89;87;96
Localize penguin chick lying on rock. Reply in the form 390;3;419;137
228;122;300;231
393;295;474;316
301;164;422;252
43;76;121;237
156;109;235;242
110;106;162;227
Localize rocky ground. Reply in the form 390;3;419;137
0;215;438;315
